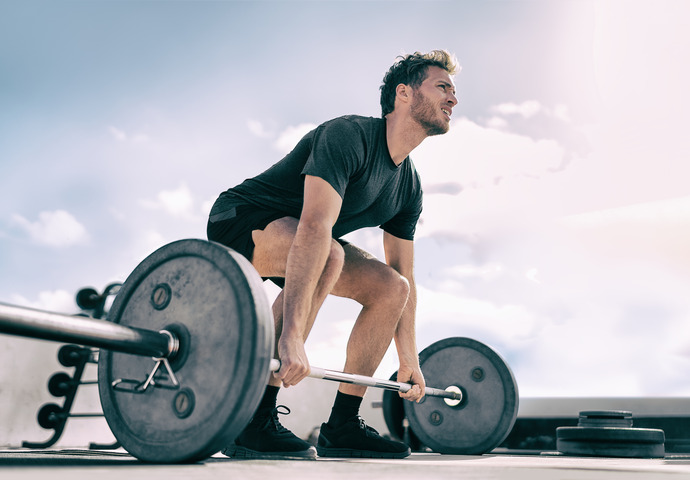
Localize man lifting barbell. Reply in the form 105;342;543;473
207;50;459;459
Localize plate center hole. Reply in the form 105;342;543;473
444;385;462;407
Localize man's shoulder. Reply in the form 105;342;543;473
314;116;385;150
320;114;383;132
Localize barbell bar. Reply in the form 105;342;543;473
0;303;461;402
0;302;175;358
268;359;461;401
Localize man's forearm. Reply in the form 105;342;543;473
394;276;419;367
281;220;332;339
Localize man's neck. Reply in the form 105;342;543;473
385;113;427;166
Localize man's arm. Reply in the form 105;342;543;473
277;174;342;387
383;231;426;402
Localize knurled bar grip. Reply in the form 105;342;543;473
0;302;174;358
269;359;463;401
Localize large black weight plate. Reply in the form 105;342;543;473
404;337;519;455
98;239;273;463
557;426;665;458
557;410;665;458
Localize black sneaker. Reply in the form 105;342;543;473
222;405;317;460
317;416;411;459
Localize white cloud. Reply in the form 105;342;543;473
416;118;567;193
108;125;150;143
441;263;504;283
559;196;690;273
247;119;273;138
492;100;543;118
275;123;316;154
108;207;127;222
200;197;216;217
413;117;572;241
108;125;149;143
246;121;317;155
490;101;571;123
562;195;690;228
524;268;540;284
140;183;196;218
485;116;508;129
109;126;127;142
416;286;542;342
552;103;570;122
11;210;90;247
9;289;77;313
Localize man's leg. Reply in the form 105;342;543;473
224;217;344;459
315;242;412;458
252;217;345;385
266;240;412;457
330;243;410;394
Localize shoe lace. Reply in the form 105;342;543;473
354;415;380;437
256;405;291;433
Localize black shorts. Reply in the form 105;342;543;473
207;204;350;289
207;204;289;262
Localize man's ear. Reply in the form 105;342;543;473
395;83;411;104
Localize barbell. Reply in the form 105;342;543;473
0;239;519;462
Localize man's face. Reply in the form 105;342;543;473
409;66;457;136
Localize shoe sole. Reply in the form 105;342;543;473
316;446;411;459
223;445;317;460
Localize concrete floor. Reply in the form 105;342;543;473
2;450;690;480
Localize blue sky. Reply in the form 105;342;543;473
2;0;690;399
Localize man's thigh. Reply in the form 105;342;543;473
252;219;351;286
251;217;300;277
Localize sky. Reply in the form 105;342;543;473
1;0;690;401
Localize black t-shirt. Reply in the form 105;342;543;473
212;115;423;240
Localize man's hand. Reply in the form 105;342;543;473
275;335;310;387
397;364;426;403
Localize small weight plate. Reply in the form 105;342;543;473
75;287;101;310
37;403;64;429
98;239;274;463
557;426;665;458
48;372;73;397
58;344;90;367
404;337;519;455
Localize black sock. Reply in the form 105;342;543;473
256;385;280;414
327;391;363;428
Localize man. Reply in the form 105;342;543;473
207;50;458;459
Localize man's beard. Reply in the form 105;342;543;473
410;93;449;136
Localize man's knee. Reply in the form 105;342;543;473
385;268;410;305
358;264;410;308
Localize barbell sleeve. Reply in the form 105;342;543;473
0;302;175;358
269;359;462;401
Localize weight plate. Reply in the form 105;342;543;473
37;403;64;429
48;372;73;397
577;410;633;428
557;426;665;458
404;337;519;455
76;287;101;310
98;239;273;463
58;344;91;367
